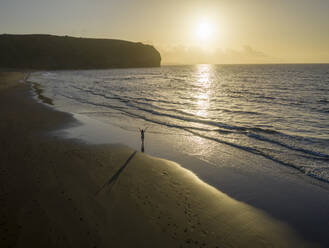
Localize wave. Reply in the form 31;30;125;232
31;66;329;185
185;129;329;184
317;99;329;104
59;93;223;133
62;89;329;167
247;133;329;161
63;84;329;163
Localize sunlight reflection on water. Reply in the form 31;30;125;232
30;64;329;183
194;64;212;118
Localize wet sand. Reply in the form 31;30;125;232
0;71;315;247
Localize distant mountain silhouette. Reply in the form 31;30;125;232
0;34;161;69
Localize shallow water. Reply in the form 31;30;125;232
28;65;329;246
30;64;329;183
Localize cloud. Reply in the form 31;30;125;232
158;45;276;64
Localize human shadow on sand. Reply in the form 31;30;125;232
95;151;137;195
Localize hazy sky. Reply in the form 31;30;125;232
1;0;329;64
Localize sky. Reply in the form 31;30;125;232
1;0;329;64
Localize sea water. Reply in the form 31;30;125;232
29;64;329;184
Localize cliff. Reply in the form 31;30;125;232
0;34;161;70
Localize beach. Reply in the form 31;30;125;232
0;71;320;247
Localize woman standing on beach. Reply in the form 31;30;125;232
139;127;148;142
139;127;148;152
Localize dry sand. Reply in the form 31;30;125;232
0;72;316;247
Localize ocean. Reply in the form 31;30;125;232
29;64;329;184
28;64;329;245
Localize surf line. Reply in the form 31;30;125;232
95;151;137;196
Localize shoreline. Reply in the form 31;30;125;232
54;92;329;246
0;71;320;247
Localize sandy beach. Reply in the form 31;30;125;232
0;71;316;247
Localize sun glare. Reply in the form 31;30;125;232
195;21;214;42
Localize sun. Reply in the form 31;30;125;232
195;21;215;42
